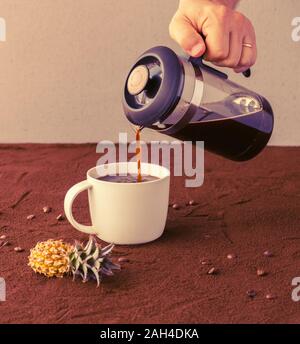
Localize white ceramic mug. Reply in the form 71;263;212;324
64;162;170;245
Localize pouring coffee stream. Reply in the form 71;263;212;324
123;46;274;163
136;127;142;183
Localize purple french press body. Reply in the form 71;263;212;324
122;46;274;161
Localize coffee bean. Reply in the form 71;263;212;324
257;269;267;277
14;247;24;253
207;267;218;275
188;200;197;206
247;290;257;298
118;257;130;263
56;214;65;221
264;250;273;257
227;253;237;260
172;204;180;210
0;235;6;240
266;293;276;300
27;214;35;220
201;259;212;266
43;206;52;214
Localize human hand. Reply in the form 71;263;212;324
169;0;257;73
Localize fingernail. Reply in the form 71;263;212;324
188;43;204;57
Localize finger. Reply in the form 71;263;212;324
234;35;257;73
169;14;206;57
202;23;230;62
213;32;243;68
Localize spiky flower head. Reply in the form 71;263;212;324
70;237;120;287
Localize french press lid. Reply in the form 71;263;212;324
122;46;184;126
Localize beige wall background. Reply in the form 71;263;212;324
0;0;299;145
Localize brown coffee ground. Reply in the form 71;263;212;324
0;144;300;324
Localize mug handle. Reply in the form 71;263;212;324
64;180;95;234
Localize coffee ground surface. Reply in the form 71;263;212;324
0;144;299;324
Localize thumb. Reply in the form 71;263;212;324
169;15;206;57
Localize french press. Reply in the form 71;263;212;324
122;46;274;161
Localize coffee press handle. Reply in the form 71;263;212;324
193;32;251;77
189;56;252;79
189;56;228;79
242;68;251;78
